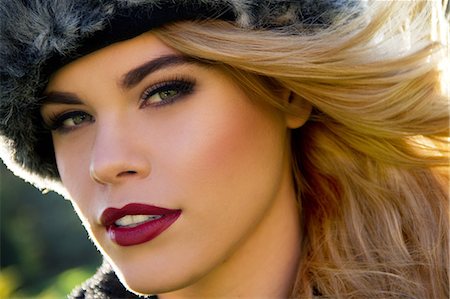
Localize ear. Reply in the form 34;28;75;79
284;91;312;129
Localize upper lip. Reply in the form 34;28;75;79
100;203;181;226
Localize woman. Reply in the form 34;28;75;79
1;0;448;298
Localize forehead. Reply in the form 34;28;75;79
46;32;178;90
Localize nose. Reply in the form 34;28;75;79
89;122;151;185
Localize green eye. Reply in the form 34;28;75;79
48;111;94;132
62;114;89;127
140;79;195;108
157;89;180;101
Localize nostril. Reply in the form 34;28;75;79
118;170;138;177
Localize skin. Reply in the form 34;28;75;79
41;32;310;298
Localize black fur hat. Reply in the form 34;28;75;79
0;0;361;189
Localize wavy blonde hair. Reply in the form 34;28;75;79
154;1;449;298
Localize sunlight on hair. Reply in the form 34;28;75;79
439;60;449;95
435;2;450;96
153;2;449;297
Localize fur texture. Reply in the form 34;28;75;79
0;0;361;188
69;260;156;298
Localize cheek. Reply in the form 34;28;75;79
148;92;288;239
151;96;286;198
54;134;96;222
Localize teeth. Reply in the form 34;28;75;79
115;215;162;228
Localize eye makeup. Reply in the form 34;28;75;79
43;110;94;133
41;74;197;133
139;75;196;109
40;91;91;133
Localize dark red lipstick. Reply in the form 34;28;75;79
100;203;181;246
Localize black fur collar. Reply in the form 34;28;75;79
69;261;156;299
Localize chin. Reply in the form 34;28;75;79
111;257;206;296
118;272;201;297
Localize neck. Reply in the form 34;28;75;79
159;171;302;298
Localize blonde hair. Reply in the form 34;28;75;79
154;1;449;298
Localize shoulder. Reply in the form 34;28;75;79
69;260;156;299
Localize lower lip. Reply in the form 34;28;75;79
107;212;181;246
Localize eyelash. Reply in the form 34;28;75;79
45;110;93;133
139;76;196;109
44;76;196;133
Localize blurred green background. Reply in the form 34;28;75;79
1;162;102;298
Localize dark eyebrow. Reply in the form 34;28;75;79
120;54;206;89
41;91;83;105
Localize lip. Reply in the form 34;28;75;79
100;203;181;246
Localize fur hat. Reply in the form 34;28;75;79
0;0;361;190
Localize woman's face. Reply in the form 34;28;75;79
42;32;304;296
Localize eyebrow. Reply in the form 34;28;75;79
120;54;207;89
41;91;83;105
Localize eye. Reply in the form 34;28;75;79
140;79;195;108
46;111;94;132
